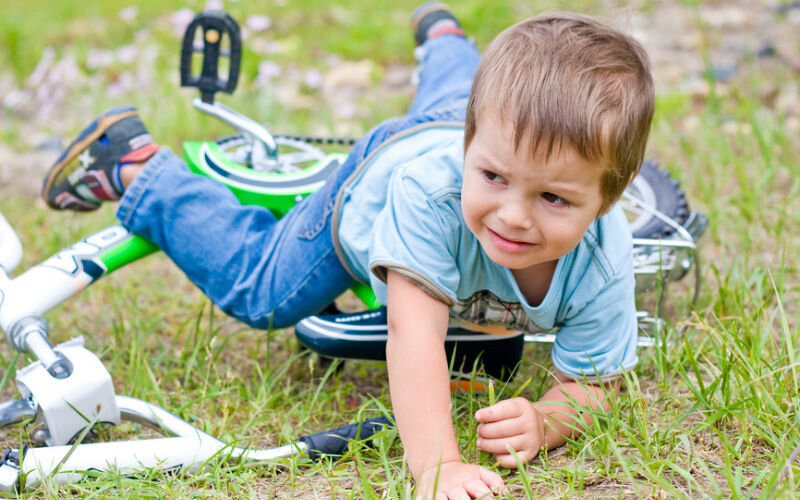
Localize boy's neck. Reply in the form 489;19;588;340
510;260;558;306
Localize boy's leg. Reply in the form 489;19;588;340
117;149;354;329
407;4;480;115
42;108;354;329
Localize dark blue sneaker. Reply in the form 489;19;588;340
41;106;159;211
411;2;465;46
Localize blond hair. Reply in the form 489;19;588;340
464;12;655;214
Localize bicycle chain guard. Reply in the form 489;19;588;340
180;10;242;103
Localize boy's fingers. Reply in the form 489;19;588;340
477;435;527;455
478;467;506;493
475;398;524;422
446;487;470;500
464;479;493;499
493;451;532;469
476;418;524;439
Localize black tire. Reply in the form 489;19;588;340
625;160;690;239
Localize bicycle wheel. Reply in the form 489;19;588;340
215;134;327;173
624;160;690;239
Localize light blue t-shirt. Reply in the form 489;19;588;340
332;123;638;382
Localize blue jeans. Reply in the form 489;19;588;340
117;35;480;329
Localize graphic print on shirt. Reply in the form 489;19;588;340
450;290;549;335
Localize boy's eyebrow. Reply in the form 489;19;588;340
473;145;598;193
473;150;511;174
540;181;591;197
477;151;596;196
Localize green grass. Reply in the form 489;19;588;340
1;0;799;498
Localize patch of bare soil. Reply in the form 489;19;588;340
0;145;58;199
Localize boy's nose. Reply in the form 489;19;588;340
496;200;534;231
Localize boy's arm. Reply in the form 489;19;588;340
386;270;504;498
475;372;620;467
537;373;620;444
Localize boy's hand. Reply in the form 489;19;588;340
475;397;546;468
416;461;504;500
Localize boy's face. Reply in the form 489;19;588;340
462;112;606;272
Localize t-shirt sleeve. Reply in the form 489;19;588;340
551;250;639;383
367;169;461;306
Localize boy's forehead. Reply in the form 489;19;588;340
471;108;546;153
471;109;604;170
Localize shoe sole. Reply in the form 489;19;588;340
41;109;139;209
411;2;452;38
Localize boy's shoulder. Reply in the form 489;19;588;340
558;205;634;310
375;122;463;173
546;206;636;331
393;135;465;201
590;205;634;271
347;123;464;202
576;206;633;277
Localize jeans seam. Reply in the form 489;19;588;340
298;168;345;240
298;199;332;240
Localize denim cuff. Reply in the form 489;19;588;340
116;146;180;228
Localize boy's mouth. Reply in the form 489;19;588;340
487;228;534;253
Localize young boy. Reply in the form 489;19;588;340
41;4;654;499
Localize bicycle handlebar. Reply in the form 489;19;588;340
301;416;394;460
0;212;22;275
0;394;394;492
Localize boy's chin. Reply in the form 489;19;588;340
480;241;567;272
483;248;543;270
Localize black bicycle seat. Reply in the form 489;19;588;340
295;307;524;381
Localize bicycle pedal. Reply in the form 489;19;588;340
180;10;242;103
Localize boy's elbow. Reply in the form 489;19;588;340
385;319;417;358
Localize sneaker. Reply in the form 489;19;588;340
41;105;159;211
411;2;465;46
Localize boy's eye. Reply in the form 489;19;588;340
482;170;506;183
543;192;569;206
